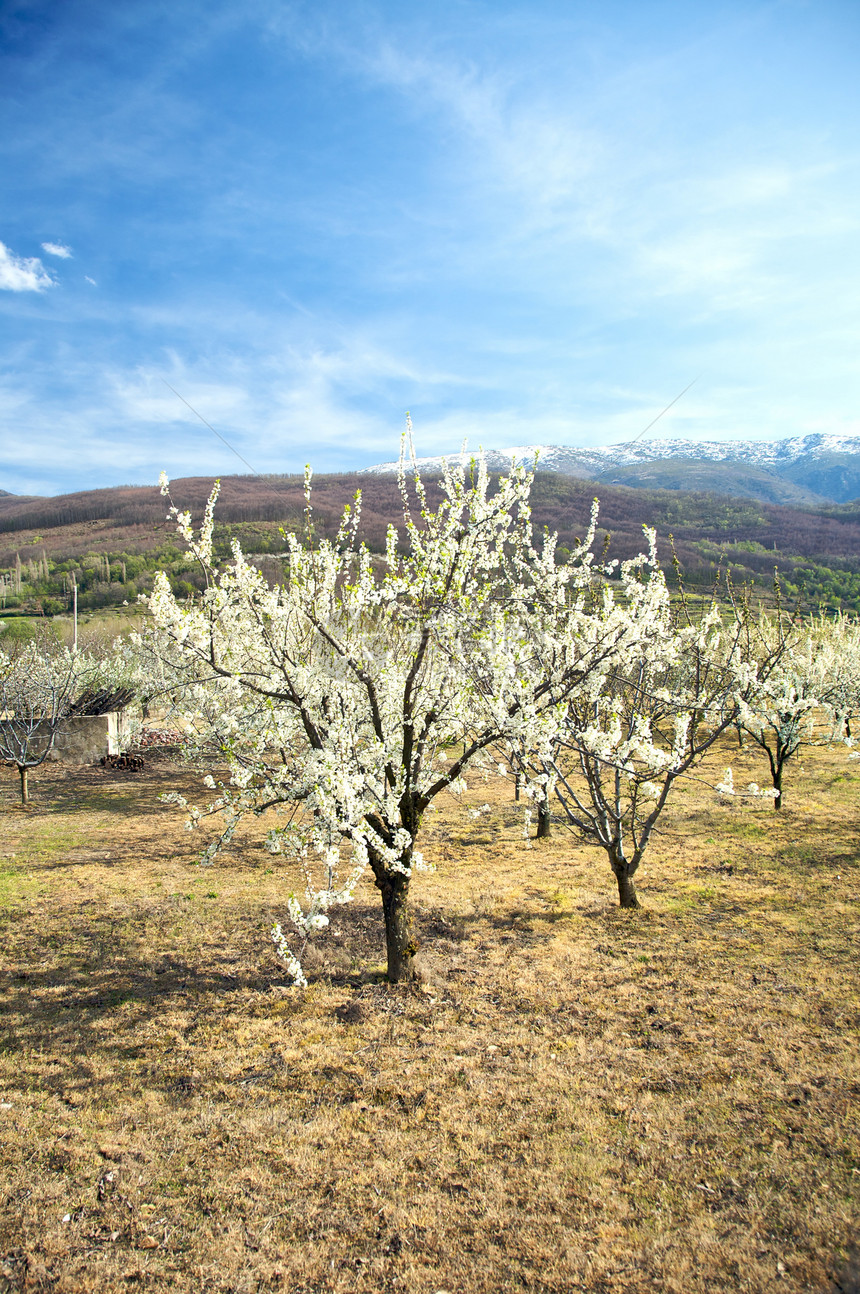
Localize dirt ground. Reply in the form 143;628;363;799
0;739;858;1293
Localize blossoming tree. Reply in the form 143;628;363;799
0;634;81;802
819;612;860;742
734;609;860;809
515;547;778;907
145;447;624;982
0;632;132;803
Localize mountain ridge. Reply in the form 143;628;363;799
360;431;860;473
358;433;860;506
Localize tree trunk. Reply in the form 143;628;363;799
535;798;551;838
19;766;29;804
772;765;783;811
514;771;520;802
612;862;640;908
377;871;418;982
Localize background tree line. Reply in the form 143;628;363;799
6;470;860;620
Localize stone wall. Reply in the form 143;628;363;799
51;712;132;764
1;711;132;766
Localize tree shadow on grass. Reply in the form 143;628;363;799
0;886;542;1111
832;1250;860;1294
0;893;391;1086
0;761;206;817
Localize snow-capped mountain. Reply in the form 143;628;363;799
360;432;860;476
359;433;860;506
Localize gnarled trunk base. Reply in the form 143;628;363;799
377;872;418;982
612;865;640;909
535;799;551;839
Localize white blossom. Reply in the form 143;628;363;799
716;768;735;796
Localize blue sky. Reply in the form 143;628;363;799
1;0;859;495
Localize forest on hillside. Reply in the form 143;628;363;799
1;470;860;617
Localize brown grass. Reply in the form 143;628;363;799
0;741;858;1293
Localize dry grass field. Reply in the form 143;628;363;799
0;739;858;1293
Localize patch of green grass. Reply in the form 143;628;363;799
655;891;700;915
718;819;771;840
5;823;86;879
0;858;37;910
545;887;575;911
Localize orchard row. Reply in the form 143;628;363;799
3;448;856;982
142;446;859;983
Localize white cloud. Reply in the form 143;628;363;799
337;22;860;324
111;366;253;428
0;321;857;495
359;42;600;239
41;241;73;259
639;231;762;304
0;241;54;292
85;276;97;286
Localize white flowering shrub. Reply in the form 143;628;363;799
715;768;778;799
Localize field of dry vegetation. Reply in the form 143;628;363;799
0;740;858;1293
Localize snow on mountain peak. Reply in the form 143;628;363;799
359;432;860;477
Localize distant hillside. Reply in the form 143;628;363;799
3;470;860;615
360;432;860;506
589;460;828;507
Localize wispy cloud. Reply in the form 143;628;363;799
366;46;598;229
310;14;860;325
41;241;73;259
0;241;54;292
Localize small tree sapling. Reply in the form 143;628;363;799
0;633;86;802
